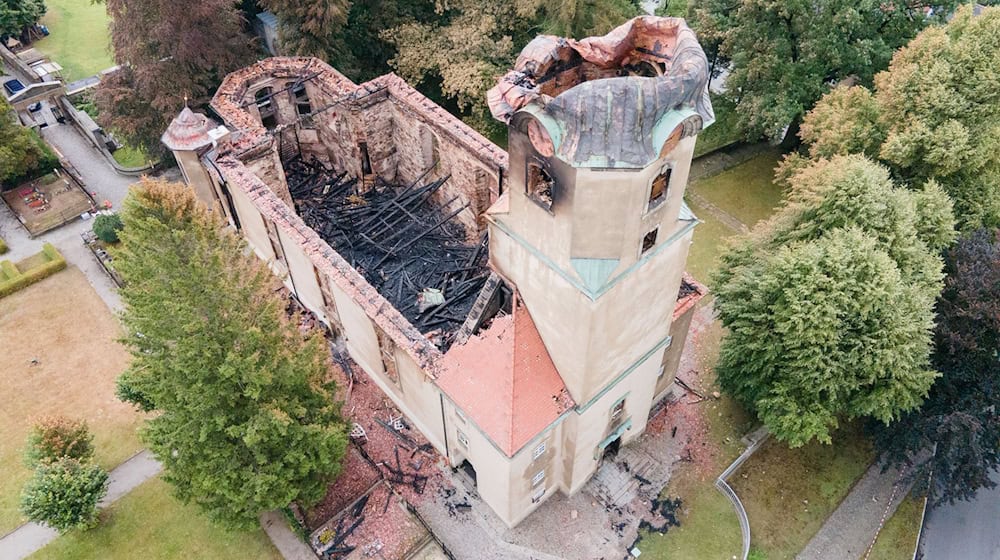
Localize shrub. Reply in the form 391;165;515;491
24;417;95;468
0;236;8;254
20;458;109;532
0;243;67;299
93;213;124;244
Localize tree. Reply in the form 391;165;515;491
698;0;956;140
384;0;639;133
92;213;124;244
713;155;954;446
24;417;95;468
94;0;254;156
0;0;45;40
870;228;1000;503
20;458;108;532
114;178;349;528
797;5;1000;230
0;99;59;186
257;0;350;60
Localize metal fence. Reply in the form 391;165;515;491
716;428;770;560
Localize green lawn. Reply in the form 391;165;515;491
29;477;283;560
729;425;875;560
867;494;924;560
112;145;149;168
33;0;114;82
689;149;785;230
685;198;738;285
636;320;755;559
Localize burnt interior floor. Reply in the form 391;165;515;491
286;156;489;349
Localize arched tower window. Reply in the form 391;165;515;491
647;167;671;212
255;87;276;129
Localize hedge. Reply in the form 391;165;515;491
0;243;67;299
0;236;8;254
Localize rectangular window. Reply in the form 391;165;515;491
457;430;469;448
642;228;658;254
264;219;286;265
527;162;554;211
611;398;626;422
291;83;311;116
532;441;546;460
531;470;545;487
531;486;545;504
648;168;671;211
377;330;399;384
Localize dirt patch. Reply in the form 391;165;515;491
2;171;95;236
0;266;143;533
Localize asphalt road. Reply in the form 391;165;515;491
920;470;1000;560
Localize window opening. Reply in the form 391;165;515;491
255;87;277;129
531;470;545;487
611;398;626;422
527;163;554;210
532;441;546;461
531;486;545;503
457;431;469;448
359;142;372;175
291;83;311;115
642;228;658;254
648;168;670;210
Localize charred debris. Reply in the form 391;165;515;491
286;156;491;350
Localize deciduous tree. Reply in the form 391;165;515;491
713;155;953;446
257;0;350;59
94;0;254;155
698;0;956;140
870;228;1000;503
114;179;349;528
797;5;1000;230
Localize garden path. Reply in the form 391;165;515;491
0;450;162;560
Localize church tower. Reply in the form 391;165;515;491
486;16;714;407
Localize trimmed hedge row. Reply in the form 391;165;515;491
0;236;8;254
0;243;67;299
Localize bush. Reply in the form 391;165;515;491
0;236;8;254
20;458;109;532
24;417;95;468
93;213;124;243
0;243;67;299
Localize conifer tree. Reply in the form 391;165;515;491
114;178;348;528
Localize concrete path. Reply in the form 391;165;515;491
0;451;163;560
919;469;1000;560
260;511;320;560
797;462;909;560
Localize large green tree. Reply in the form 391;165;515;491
870;228;1000;503
795;5;1000;230
713;155;954;446
0;0;45;39
114;179;348;528
94;0;254;156
696;0;956;140
257;0;350;60
0;99;58;186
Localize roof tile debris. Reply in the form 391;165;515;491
438;295;576;457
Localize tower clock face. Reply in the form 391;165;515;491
528;119;555;157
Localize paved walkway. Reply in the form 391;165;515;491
920;469;1000;560
0;451;163;560
797;462;909;560
260;511;319;560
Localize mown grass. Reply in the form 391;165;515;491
689;149;785;230
729;425;875;560
33;0;114;81
112;145;149;169
867;493;924;560
29;477;283;560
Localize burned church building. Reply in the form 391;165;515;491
162;16;711;527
